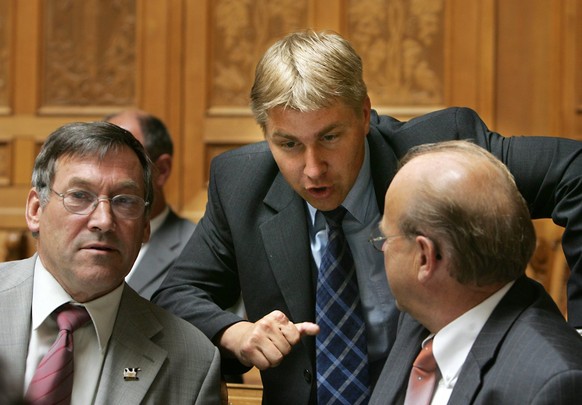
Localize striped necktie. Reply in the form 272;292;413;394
25;304;91;405
315;206;370;404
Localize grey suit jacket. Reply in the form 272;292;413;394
0;256;222;404
128;209;196;300
370;277;582;405
153;107;582;404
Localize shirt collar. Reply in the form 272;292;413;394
431;281;515;386
32;256;124;354
149;205;170;236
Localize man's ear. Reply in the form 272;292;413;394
25;188;42;234
154;154;172;188
416;235;440;282
361;96;371;135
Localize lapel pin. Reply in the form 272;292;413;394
124;367;141;381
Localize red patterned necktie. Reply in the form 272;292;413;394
25;304;91;405
404;339;438;405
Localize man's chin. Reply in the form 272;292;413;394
303;194;342;212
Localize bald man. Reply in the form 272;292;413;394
370;140;582;404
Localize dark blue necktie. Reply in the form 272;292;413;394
315;206;370;404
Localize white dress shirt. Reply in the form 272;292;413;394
428;281;514;404
25;256;123;404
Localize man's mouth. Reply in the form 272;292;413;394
83;243;116;252
306;186;331;198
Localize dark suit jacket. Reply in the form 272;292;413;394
128;209;196;300
153;107;582;404
370;277;582;404
0;256;222;404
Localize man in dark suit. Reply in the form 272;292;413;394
153;30;582;404
106;109;196;300
369;140;582;404
0;122;222;404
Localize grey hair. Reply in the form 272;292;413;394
32;121;154;218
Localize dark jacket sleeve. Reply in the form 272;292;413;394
372;106;582;326
152;144;279;375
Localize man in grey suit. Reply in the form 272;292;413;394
370;141;582;404
0;122;222;404
106;109;196;300
153;30;582;404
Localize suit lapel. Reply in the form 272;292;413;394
94;287;167;403
367;126;400;212
371;315;427;404
448;277;535;404
129;211;183;294
261;173;314;326
0;256;35;390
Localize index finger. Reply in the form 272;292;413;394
295;322;320;336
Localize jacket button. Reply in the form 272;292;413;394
303;369;312;383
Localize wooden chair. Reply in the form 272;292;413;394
0;229;28;262
225;367;262;405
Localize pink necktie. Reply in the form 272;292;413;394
25;304;91;405
404;339;438;405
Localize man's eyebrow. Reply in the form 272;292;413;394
65;178;141;192
64;178;93;188
271;123;344;139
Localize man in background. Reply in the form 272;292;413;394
370;141;582;404
106;109;196;300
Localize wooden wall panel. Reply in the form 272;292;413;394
137;0;186;207
0;0;11;114
40;0;136;113
209;0;309;110
563;0;582;138
346;0;446;108
496;0;560;136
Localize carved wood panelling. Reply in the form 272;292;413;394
346;0;445;108
0;0;11;112
41;0;136;112
209;0;309;111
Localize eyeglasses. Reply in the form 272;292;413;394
51;189;149;220
368;224;403;252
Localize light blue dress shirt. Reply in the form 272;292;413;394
307;140;395;363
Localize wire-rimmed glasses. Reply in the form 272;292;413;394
368;223;403;252
51;188;149;220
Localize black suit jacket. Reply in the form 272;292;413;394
370;277;582;404
153;107;582;404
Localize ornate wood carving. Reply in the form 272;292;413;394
41;0;136;111
346;0;445;107
0;0;11;111
209;0;309;110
